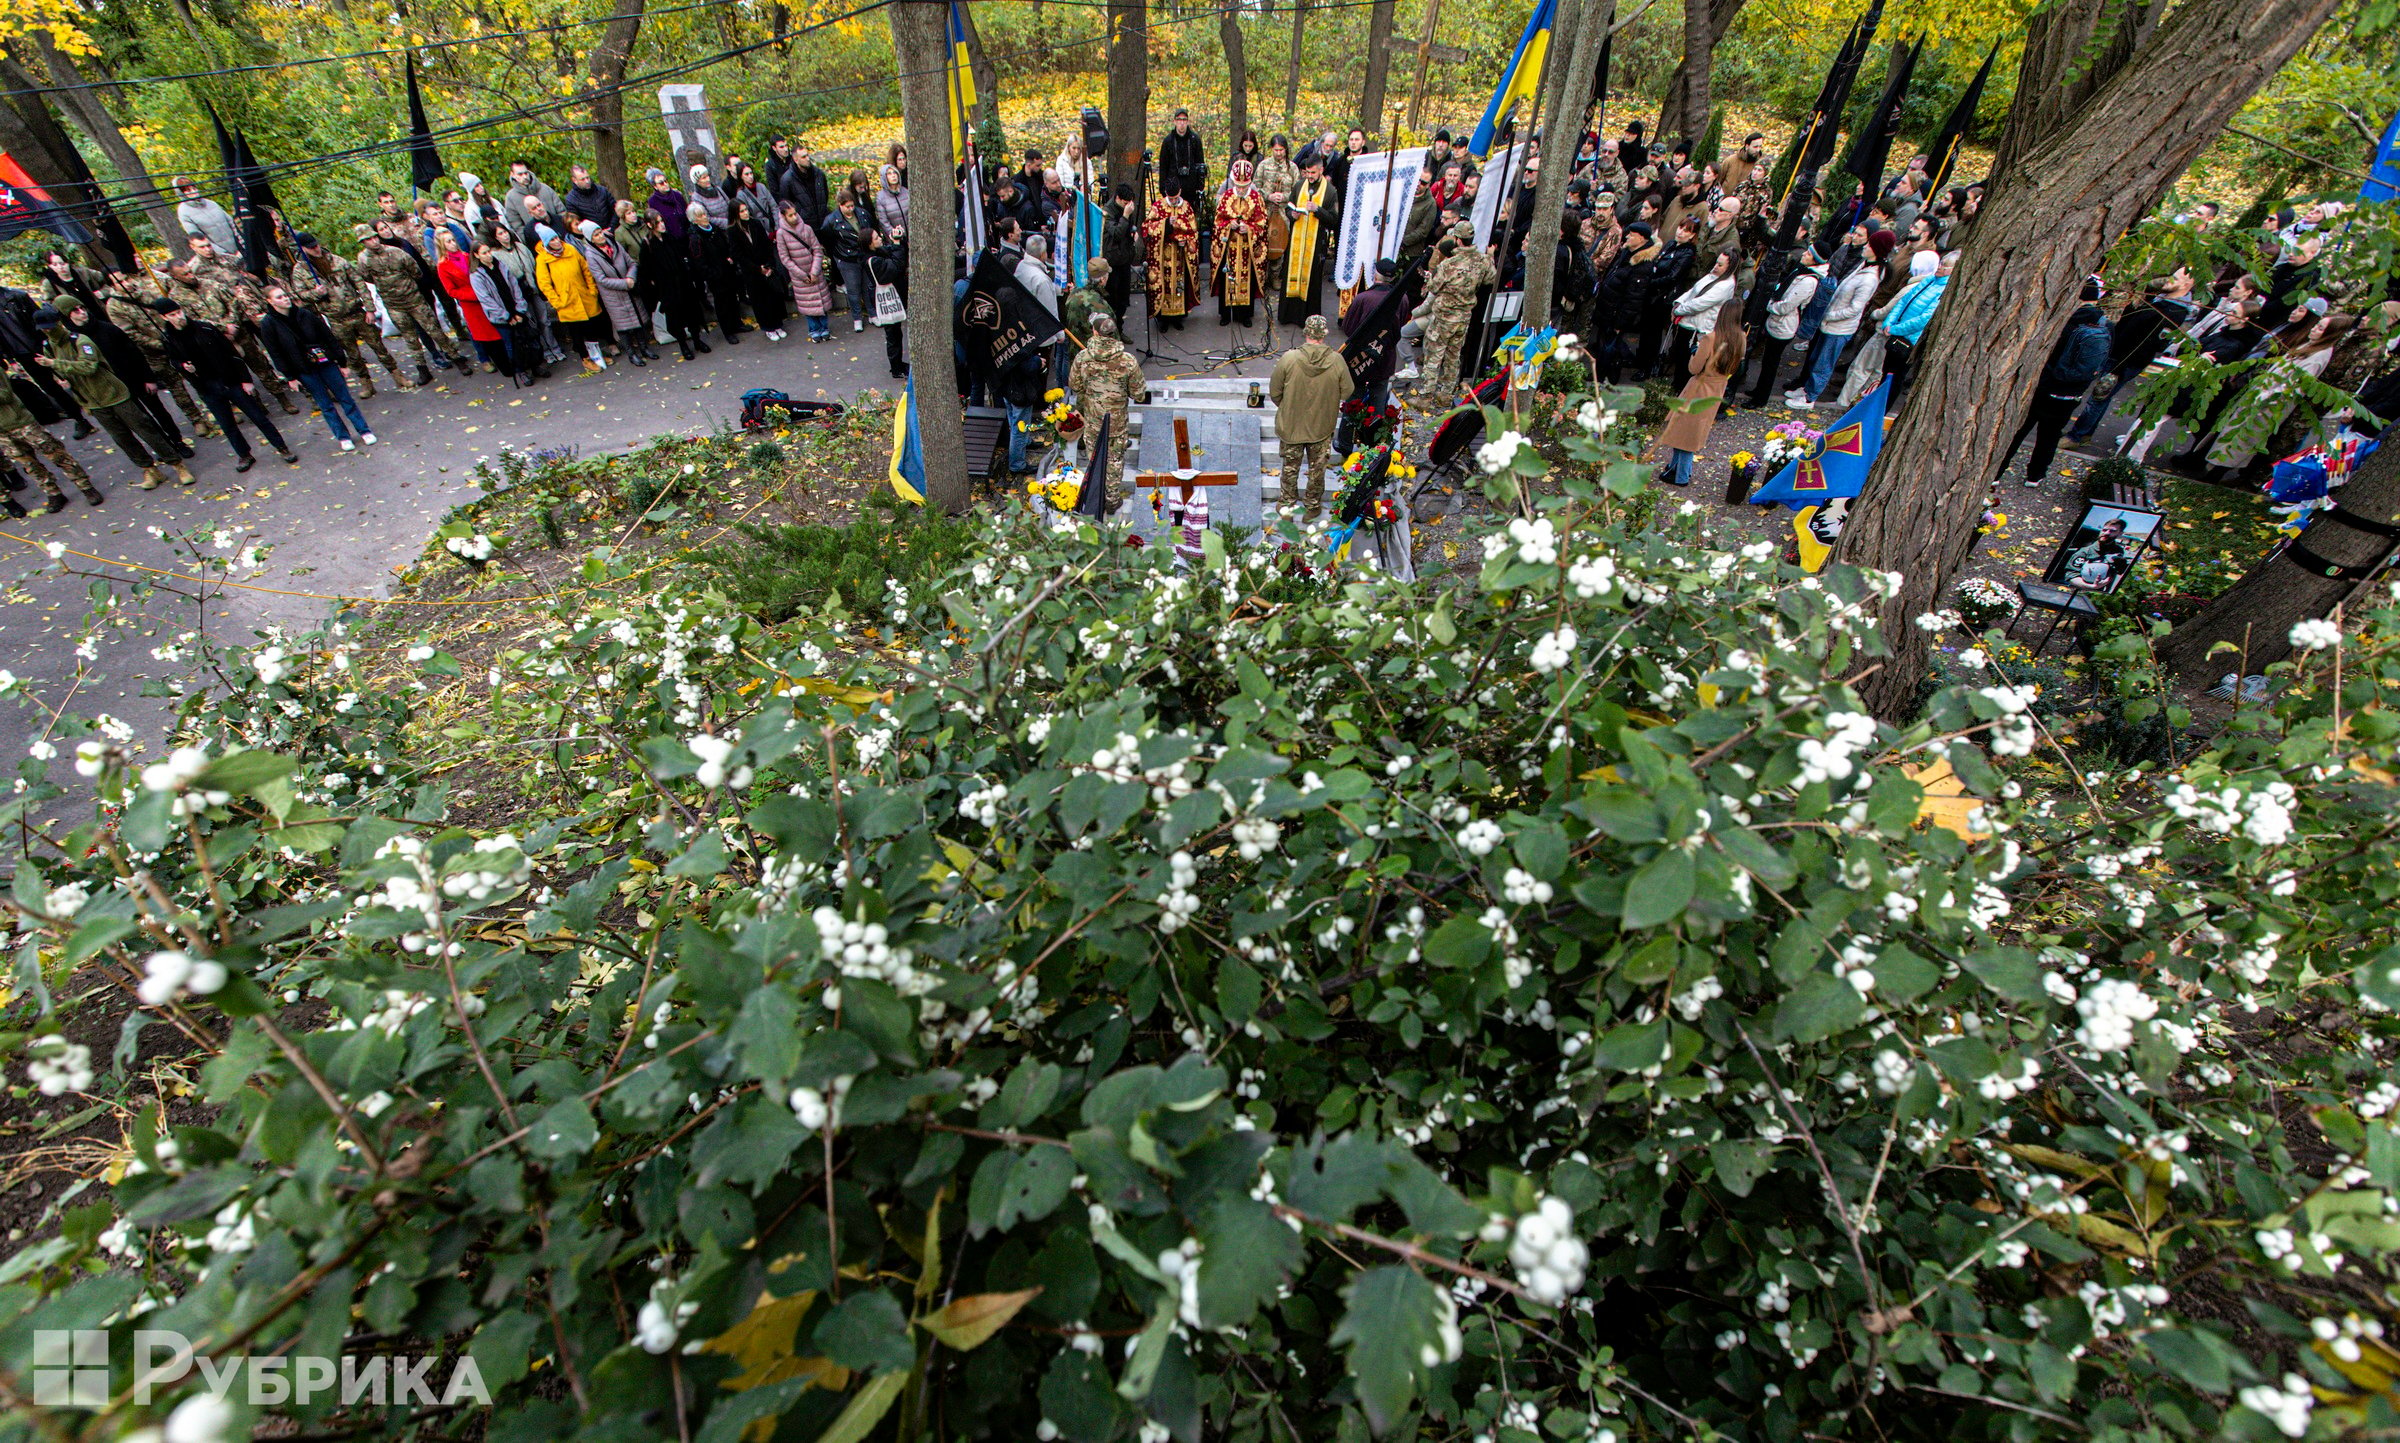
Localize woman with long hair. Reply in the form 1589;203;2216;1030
732;163;775;228
686;201;748;344
640;209;707;359
1650;301;1748;487
468;240;540;383
2203;311;2359;478
731;200;790;340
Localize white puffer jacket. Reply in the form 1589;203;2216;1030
1817;264;1883;338
1672;271;1740;334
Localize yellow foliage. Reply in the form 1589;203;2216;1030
0;0;97;56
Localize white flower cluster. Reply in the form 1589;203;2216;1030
1476;430;1531;475
1573;399;1617;434
1567;553;1616;598
812;906;927;995
203;1202;255;1255
1975;1056;2042;1101
687;733;752;790
441;835;529;903
42;880;87;919
1420;1289;1467;1367
788;1074;854;1131
1529;625;1578;675
1501;868;1553;908
1980;685;2039;757
959;778;1008;827
1505;1195;1587;1305
1835;939;1879;996
2310;1313;2384;1363
1506;516;1558;565
445;533;496;561
636;1278;699;1353
1871;1050;1913;1095
1914;610;1961;633
253;646;291;685
138;950;228;1006
1157;1237;1205;1327
1456;818;1505;857
2237;1374;2315;1438
2073;979;2158;1054
140;746;229;815
2287;617;2342;652
1232;817;1280;861
1796;712;1878;786
1158;852;1201;933
1670;974;1723;1021
25;1035;92;1095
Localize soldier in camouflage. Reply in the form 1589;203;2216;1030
353;226;467;380
181;238;301;414
1416;221;1497;407
286;233;411;397
103;267;217;438
1061;258;1117;347
0;364;102;512
1066;314;1144;510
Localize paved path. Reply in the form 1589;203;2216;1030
0;307;1288;837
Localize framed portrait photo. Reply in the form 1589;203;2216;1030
2041;500;2164;595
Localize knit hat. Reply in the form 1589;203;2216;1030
1866;229;1896;261
646;168;667;184
1374;257;1398;278
578;220;603;239
1304;314;1329;339
535;223;559;244
30;305;62;329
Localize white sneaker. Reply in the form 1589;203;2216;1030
853;319;864;333
1786;398;1813;412
338;438;355;452
360;432;378;446
1394;363;1421;381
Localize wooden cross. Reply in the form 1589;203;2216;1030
1132;416;1239;501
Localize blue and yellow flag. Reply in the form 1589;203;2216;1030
1468;0;1556;159
2365;103;2400;202
887;375;928;505
1748;378;1890;508
946;1;978;157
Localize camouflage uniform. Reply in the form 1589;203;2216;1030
287;252;409;397
0;378;99;509
353;241;463;374
1060;286;1115;347
1418;222;1498;405
103;284;216;437
1067;332;1145;505
187;256;300;413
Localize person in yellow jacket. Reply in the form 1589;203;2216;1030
532;224;610;373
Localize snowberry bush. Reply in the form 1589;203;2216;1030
4;397;2398;1443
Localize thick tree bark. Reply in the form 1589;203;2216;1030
1522;0;1605;330
584;0;647;200
958;0;999;128
1108;0;1149;198
1221;0;1249;151
2158;436;2400;678
1833;0;2339;719
1657;0;1745;149
889;0;970;514
1284;0;1306;130
25;37;186;260
0;64;126;271
1360;0;1397;133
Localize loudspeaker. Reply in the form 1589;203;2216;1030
1081;107;1110;165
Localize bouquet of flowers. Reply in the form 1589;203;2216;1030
1040;388;1083;438
1026;466;1083;513
1955;575;2016;632
1758;421;1822;471
1339;397;1401;450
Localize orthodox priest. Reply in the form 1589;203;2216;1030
1279;156;1340;330
1213;161;1270;329
1144;191;1200;330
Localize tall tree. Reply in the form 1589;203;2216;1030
1834;0;2341;718
21;35;186;259
582;0;647;199
958;0;999;127
1656;0;1747;147
1221;0;1249;151
1360;0;1397;133
0;57;128;267
1107;0;1148;197
1284;0;1306;129
1521;0;1607;330
889;0;969;513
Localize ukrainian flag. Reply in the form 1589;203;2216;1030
1467;0;1556;159
888;375;928;505
946;1;978;157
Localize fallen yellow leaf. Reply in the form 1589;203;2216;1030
1909;757;1990;840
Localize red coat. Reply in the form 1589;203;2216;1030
439;252;500;343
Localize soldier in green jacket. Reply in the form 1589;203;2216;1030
0;357;102;512
33;307;190;489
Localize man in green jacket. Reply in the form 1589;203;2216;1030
0;358;102;513
1268;313;1356;517
33;306;189;489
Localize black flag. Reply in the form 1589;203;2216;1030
1922;44;1997;196
0;151;94;248
959;249;1062;378
405;57;447;197
1336;251;1427;388
1750;0;1883;325
1076;408;1113;519
1840;39;1921;197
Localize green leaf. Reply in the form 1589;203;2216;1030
1708;1139;1775;1198
1042;1351;1132;1443
1215;958;1263;1025
1961;947;2049;1005
195;748;296;797
1593;1019;1669;1072
812;1289;915;1374
1332;1266;1448;1433
1195;1196;1304;1329
1620;849;1696;929
525;1097;597;1159
730;986;802;1086
1424;913;1492;969
2144;1328;2231;1394
1871;945;1940;1002
814;1372;911;1443
1772;973;1866;1043
469;1310;543;1390
995;1145;1075;1231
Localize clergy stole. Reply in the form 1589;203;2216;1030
1285;177;1329;300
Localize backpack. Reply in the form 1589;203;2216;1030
2045;312;2114;396
739;388;845;430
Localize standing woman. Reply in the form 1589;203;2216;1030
1229;132;1263;186
469;240;540;384
579;221;653;366
645;169;690;242
643;210;708;359
434;231;501;377
776;202;834;341
731;200;790;341
1213;161;1269;329
822;191;875;334
534;225;611;372
732;164;776;227
840;167;878;222
686;202;748;344
1649;302;1746;487
868;221;908;380
886;142;908;191
1665;247;1740;382
875;163;911;242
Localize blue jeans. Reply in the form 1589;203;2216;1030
1668;449;1694;486
1004;397;1036;471
2066;372;2126;439
296;365;368;441
1805;333;1854;400
805;313;831;339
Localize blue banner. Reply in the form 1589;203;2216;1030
1748;378;1889;509
2365;104;2400;203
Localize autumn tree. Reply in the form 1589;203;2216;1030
1360;0;1397;133
1521;0;1607;327
889;0;968;512
1835;0;2341;717
1658;0;1747;148
1221;0;1248;151
582;0;647;198
1107;0;1148;196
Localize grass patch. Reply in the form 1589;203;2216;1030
699;491;986;624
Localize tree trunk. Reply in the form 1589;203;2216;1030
890;0;971;514
29;35;187;260
0;64;127;271
1656;0;1745;147
2158;433;2400;679
1108;0;1149;200
585;0;647;199
1522;0;1606;330
1284;0;1306;130
1407;0;1445;130
1221;0;1249;150
1834;0;2339;719
958;0;999;127
1360;0;1397;133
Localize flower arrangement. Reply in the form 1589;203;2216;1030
1757;421;1822;470
1339;397;1401;449
1041;390;1083;437
1955;574;2016;631
1025;467;1083;513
